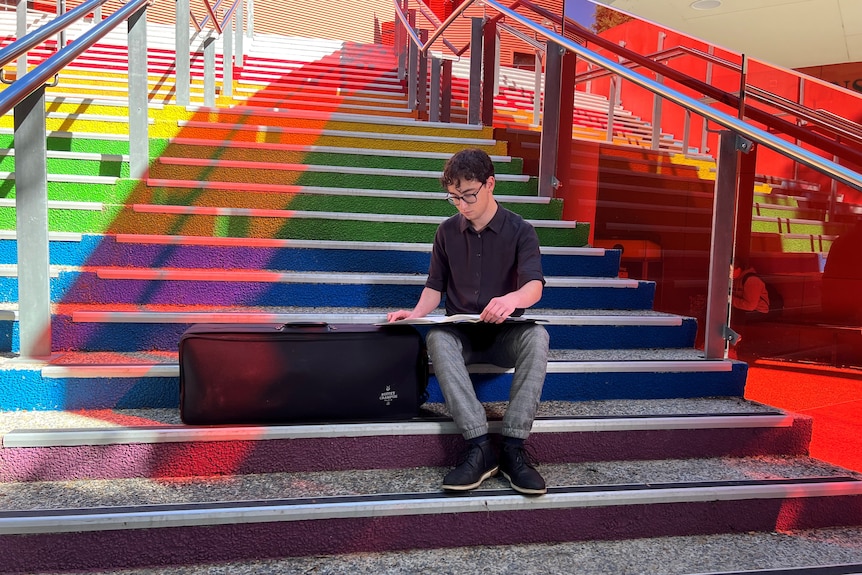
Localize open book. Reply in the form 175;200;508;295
379;314;543;326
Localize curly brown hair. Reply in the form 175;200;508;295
440;148;495;190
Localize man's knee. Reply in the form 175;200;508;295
426;327;459;355
522;324;550;350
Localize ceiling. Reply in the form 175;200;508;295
592;0;862;69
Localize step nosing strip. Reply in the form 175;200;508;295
111;234;602;256
2;478;860;535
91;268;629;286
68;311;683;327
154;158;529;182
176;121;496;145
2;414;794;447
144;179;543;203
164;139;513;162
39;360;731;379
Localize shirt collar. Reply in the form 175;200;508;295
458;202;504;234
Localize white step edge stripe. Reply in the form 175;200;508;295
129;205;579;229
2;414;795;448
153;159;531;182
144;179;547;204
69;312;682;327
0;172;118;184
231;91;407;106
0;148;129;162
0;231;83;242
4;480;861;535
185;105;478;131
91;269;634;287
44;95;165;110
112;234;605;257
39;359;729;379
0;266;61;278
0;199;103;211
0;128;131;142
165;138;514;163
177;120;496;145
145;179;546;204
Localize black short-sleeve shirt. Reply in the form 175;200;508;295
425;204;545;316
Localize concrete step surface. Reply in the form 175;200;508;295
12;528;862;575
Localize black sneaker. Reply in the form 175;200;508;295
442;439;499;491
499;443;547;496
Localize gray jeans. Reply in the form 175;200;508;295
425;322;549;440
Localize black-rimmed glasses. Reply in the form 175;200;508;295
446;182;485;205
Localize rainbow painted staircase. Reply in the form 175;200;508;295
1;16;861;572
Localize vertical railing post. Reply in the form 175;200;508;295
203;33;216;107
606;76;617;142
468;17;483;125
14;87;52;359
16;0;27;79
406;10;418;111
441;58;452;123
127;3;149;178
246;0;254;37
417;29;428;119
701;46;715;154
58;0;67;50
223;13;234;98
532;50;542;126
651;32;665;150
396;0;406;81
704;131;752;359
429;56;441;122
555;50;576;197
538;41;563;198
235;0;245;67
481;17;496;126
175;0;191;106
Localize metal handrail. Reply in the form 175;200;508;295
483;0;860;192
192;0;242;34
0;0;150;118
514;0;862;168
0;0;110;68
413;0;459;55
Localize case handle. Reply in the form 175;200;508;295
277;322;333;331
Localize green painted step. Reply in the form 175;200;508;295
0;155;129;178
0;180;139;204
0;134;131;156
158;144;525;174
0;207;588;246
147;162;539;195
751;218;847;236
140;186;564;220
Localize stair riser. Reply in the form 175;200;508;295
3;495;861;572
134;190;561;219
0;236;616;275
42;320;696;353
156;148;525;174
0;211;590;246
0;420;811;482
146;165;538;195
0;366;745;411
0;274;653;308
0;236;613;275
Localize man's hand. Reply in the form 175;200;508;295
480;294;519;324
386;309;412;322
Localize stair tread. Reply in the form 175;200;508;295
18;347;721;367
60;305;685;324
0;397;782;437
0;456;857;515
14;529;862;575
